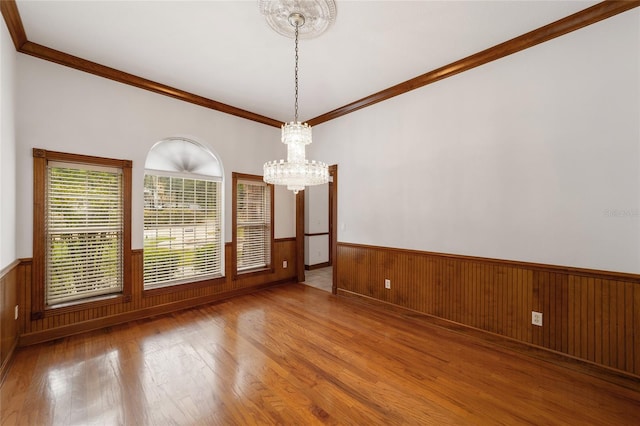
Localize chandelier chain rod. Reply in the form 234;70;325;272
263;7;330;194
294;22;299;123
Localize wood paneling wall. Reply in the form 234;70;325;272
336;243;640;377
0;260;19;383
16;239;297;346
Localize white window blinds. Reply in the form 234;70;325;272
46;162;123;305
143;175;222;289
236;179;271;272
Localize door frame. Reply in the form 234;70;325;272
296;164;338;294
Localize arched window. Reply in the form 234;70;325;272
143;138;224;289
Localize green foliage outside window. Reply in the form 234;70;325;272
143;174;221;288
46;166;123;304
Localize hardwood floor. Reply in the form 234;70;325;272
1;283;639;425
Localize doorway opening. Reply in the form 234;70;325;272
296;165;337;293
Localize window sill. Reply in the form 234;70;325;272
233;266;275;280
42;293;130;318
143;275;226;298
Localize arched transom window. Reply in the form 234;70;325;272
143;138;224;289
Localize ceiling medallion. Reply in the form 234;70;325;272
258;0;337;39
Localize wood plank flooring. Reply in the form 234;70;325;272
1;283;639;425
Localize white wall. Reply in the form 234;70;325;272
305;183;329;234
15;55;296;258
275;184;296;238
305;234;329;267
311;10;640;274
304;183;329;265
0;19;17;270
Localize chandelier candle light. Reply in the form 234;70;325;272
262;1;335;194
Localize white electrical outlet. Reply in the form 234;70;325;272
14;305;19;320
282;260;288;269
384;279;391;289
532;311;543;326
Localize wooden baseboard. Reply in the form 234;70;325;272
338;289;640;390
19;278;296;347
0;337;18;386
304;262;330;271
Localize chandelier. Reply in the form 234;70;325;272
261;0;336;194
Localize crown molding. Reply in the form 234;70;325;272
18;40;282;127
307;0;640;126
0;0;26;49
0;0;282;128
2;0;638;128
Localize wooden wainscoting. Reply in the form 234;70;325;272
0;260;20;384
336;242;640;377
17;239;297;346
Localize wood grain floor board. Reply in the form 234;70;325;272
1;283;639;425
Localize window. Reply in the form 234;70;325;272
32;149;132;316
143;139;223;289
233;173;274;275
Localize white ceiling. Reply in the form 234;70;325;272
16;0;598;123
